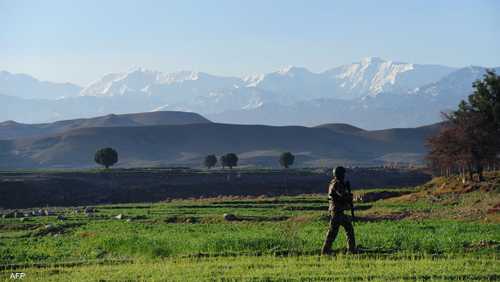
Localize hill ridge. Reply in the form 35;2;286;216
0;111;211;140
2;120;442;169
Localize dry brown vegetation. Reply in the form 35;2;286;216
384;171;500;222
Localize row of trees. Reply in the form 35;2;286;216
427;70;500;181
204;153;239;169
93;149;297;169
204;152;295;169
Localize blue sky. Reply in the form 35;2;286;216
1;0;499;85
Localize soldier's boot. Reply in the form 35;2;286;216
321;221;340;255
344;221;356;253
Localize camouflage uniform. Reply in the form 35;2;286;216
321;177;356;254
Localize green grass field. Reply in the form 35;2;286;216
1;178;499;281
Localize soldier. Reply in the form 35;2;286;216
321;166;356;255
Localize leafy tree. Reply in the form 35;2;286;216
94;147;118;169
279;152;295;168
427;70;500;180
224;153;238;169
427;124;470;179
204;154;217;169
451;70;499;179
468;70;500;129
220;155;227;169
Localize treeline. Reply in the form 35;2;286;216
92;149;296;170
427;70;500;181
204;152;295;169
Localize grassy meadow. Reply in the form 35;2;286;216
0;174;499;281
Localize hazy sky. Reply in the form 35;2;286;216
1;0;499;85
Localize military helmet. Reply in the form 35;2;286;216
333;166;346;178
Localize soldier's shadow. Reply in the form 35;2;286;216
354;212;409;222
328;246;398;256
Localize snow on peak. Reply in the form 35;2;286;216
276;65;311;76
243;74;265;87
328;57;419;97
126;66;157;74
158;71;200;84
278;65;296;74
80;68;206;96
77;58;456;102
241;66;315;91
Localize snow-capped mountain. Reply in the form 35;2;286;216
1;58;497;128
77;67;277;113
323;57;456;98
80;67;243;97
206;66;499;129
412;66;490;99
238;57;455;100
0;71;82;99
77;57;456;104
242;66;338;102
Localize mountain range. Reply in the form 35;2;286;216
0;111;441;169
1;57;498;129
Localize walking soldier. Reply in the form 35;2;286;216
321;166;356;254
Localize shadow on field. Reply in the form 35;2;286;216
226;215;289;222
322;247;452;258
216;199;326;205
160;214;290;223
355;212;410;222
183;248;446;258
283;204;373;212
175;204;282;209
98;205;151;210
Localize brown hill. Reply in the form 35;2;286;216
357;122;444;152
0;121;442;168
0;111;211;140
314;123;366;134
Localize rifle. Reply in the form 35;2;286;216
346;180;355;222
